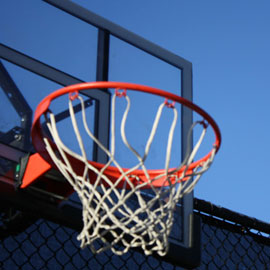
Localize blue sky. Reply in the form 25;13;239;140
1;0;270;223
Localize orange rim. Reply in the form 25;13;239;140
31;82;221;188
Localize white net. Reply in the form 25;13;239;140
43;89;217;256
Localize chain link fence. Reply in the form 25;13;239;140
1;197;269;270
194;199;270;269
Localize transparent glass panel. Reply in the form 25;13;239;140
1;61;96;157
109;36;181;93
0;86;21;134
109;37;182;170
1;1;98;82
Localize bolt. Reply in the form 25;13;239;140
14;134;22;141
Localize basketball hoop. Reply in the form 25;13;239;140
31;82;221;256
